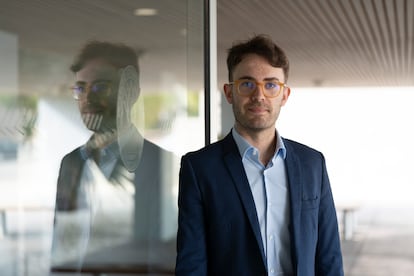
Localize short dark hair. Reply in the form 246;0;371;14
70;41;139;73
226;34;289;82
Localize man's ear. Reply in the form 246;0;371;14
281;86;291;106
223;83;233;104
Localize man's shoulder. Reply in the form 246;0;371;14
282;138;323;158
142;138;175;159
61;146;83;163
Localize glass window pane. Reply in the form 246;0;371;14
0;1;204;275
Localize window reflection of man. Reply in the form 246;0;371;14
52;41;176;274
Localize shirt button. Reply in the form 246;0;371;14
270;268;275;273
269;235;274;240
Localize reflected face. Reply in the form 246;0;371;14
224;54;290;135
75;58;119;132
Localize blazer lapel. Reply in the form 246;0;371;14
283;139;302;270
222;134;267;266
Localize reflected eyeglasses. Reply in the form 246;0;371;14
71;81;112;100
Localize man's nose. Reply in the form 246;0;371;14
85;85;100;102
251;84;266;100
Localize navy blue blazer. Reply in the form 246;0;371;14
176;132;344;276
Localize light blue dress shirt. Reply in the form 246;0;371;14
80;140;119;178
232;128;293;276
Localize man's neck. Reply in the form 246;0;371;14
234;126;276;165
87;130;118;151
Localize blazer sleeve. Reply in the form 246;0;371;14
175;155;208;276
315;154;344;276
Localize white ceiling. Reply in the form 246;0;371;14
0;0;413;95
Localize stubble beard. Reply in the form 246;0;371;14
233;103;277;134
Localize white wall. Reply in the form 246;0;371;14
278;87;414;207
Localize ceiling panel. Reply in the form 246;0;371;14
218;0;414;87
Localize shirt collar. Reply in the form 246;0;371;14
232;128;286;160
80;137;119;161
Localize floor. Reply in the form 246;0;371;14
1;206;414;275
342;206;414;276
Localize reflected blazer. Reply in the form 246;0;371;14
55;136;175;242
176;132;344;276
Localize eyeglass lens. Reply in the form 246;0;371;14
72;82;111;99
238;80;281;97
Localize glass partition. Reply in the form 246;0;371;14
0;1;204;275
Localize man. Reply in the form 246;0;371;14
52;41;177;273
176;35;344;275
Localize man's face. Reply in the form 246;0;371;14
223;53;290;135
74;58;119;132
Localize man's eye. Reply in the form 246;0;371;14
240;81;255;89
74;86;85;93
265;82;279;89
91;83;109;93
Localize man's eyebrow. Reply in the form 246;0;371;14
74;79;111;85
237;76;281;81
237;76;255;80
263;77;281;82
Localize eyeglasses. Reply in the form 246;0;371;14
228;79;288;98
71;81;112;100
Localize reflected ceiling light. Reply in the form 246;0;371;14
134;8;158;16
180;28;187;36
